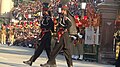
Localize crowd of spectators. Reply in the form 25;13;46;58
0;0;84;51
5;0;80;47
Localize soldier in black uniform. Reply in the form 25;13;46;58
115;32;120;67
41;6;73;67
23;9;54;66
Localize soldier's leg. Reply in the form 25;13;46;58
41;36;64;67
63;48;73;67
63;33;73;67
23;40;45;66
78;43;84;60
11;35;14;45
41;41;63;67
47;40;64;65
9;35;12;46
1;34;3;44
45;37;51;59
73;45;79;60
3;34;6;44
51;37;56;51
71;43;74;58
41;40;64;67
29;41;45;62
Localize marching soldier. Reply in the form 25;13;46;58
41;5;73;67
23;7;54;66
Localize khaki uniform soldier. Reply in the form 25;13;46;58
77;35;84;60
1;25;6;45
71;34;84;60
9;29;14;46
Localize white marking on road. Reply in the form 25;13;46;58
0;57;8;60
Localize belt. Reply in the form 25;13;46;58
42;28;50;33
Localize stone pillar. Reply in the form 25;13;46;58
98;0;119;64
1;0;14;17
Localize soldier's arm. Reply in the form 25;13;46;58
65;17;72;29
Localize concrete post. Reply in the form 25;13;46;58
98;0;119;64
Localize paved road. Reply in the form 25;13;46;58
0;45;115;67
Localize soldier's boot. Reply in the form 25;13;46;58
23;60;32;66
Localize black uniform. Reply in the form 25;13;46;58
115;34;120;67
116;51;120;67
23;15;54;66
41;15;73;67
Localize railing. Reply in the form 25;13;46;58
83;44;99;62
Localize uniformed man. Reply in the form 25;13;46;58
9;28;14;46
1;24;6;45
41;5;73;67
23;7;54;66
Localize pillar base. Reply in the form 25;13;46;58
99;52;115;65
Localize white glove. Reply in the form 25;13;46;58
77;33;83;38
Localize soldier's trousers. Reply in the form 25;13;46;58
9;35;14;45
47;32;73;67
1;34;6;44
29;32;52;62
116;51;120;67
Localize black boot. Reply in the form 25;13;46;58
40;63;50;67
23;60;32;66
